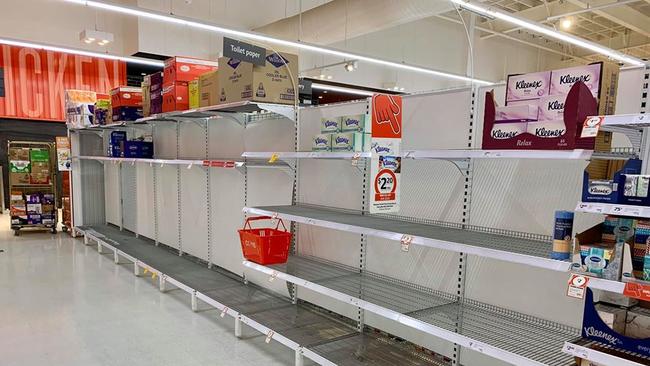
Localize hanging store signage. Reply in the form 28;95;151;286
223;37;266;66
0;44;126;121
55;136;71;171
369;94;402;214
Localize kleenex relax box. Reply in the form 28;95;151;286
312;134;332;151
495;104;537;122
332;132;366;152
537;95;565;121
321;117;341;133
341;114;366;132
506;71;551;102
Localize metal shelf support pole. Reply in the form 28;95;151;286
294;349;304;366
235;316;242;338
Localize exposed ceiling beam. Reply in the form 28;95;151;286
573;31;650;57
480;1;579;40
436;14;590;62
564;0;650;38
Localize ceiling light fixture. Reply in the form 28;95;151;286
560;18;572;30
344;61;358;72
311;83;375;97
0;36;164;67
64;0;494;84
448;0;645;66
79;29;114;46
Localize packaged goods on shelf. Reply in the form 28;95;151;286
9;147;30;161
189;79;199;109
94;98;111;125
619;174;650;206
142;74;151;117
595;303;626;333
164;56;218;83
9;159;30;173
30;148;49;162
162;82;189;112
65;90;96;128
484;62;618;150
551;210;574;260
41;213;55;225
506;71;551;101
199;70;219;107
321;117;341;133
30;162;50;184
150;72;163;115
110;87;143;122
109;131;127;157
331;132;368;152
572;220;632;280
42;193;54;204
312;134;332;151
27;203;42;214
9;173;30;185
123;141;154;158
217;51;298;105
495;103;538;122
582;159;641;204
341;114;367;132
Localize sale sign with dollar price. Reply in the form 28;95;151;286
370;94;402;213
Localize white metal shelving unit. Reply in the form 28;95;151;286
70;67;650;366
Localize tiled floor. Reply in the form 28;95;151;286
0;214;294;366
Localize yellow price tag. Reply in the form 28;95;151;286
268;153;279;163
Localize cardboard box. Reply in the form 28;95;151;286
10;204;26;216
30;148;50;162
142;75;151;117
110;87;142;108
321;117;341;133
189;79;199;109
9;172;29;185
164;56;218;84
626;306;650;339
199;70;219;107
495;103;538;122
124;141;154;158
162;82;189;112
150;72;163;115
27;203;42;214
109;131;127;157
331;132;367;152
112;106;143;122
27;213;42;225
312;134;332;151
506;71;551;102
94;98;111;125
217;51;298;105
341;114;367;132
9;147;30;161
30;161;50;184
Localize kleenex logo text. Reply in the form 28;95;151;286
584;326;622;346
345;119;360;127
559;74;590;85
335;137;350;144
547;100;564;110
314;137;328;145
324;120;338;128
515;80;542;89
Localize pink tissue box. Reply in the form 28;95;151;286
495;103;538;122
550;64;600;98
537;95;566;121
506;71;551;102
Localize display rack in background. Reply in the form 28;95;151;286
8;141;57;235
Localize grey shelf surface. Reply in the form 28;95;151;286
79;224;449;366
268;255;580;366
250;204;568;271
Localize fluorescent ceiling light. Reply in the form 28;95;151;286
64;0;493;85
0;36;164;67
312;83;380;97
450;0;645;66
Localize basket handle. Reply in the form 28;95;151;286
243;216;288;232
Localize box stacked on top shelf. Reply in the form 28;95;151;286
162;56;218;112
65;90;96;128
111;87;143;122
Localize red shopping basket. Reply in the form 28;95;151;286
238;216;292;265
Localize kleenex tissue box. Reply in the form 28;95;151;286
495;104;537;122
341;114;366;132
332;132;366;152
312;134;332;151
321;117;341;133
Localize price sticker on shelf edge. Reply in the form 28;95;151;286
580;116;604;138
567;274;589;299
370;94;402;214
623;282;650;301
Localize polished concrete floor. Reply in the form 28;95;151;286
0;214;295;366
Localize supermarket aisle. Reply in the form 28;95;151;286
0;214;294;366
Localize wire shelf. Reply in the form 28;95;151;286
246;204;570;271
564;338;650;366
272;256;456;314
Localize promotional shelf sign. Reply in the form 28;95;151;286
370;94;402;213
